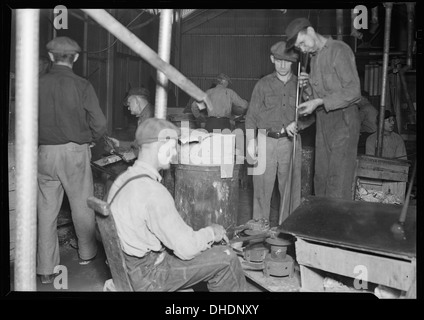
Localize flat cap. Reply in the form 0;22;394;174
46;36;81;53
216;73;232;84
127;87;150;98
285;18;312;49
270;41;298;62
135;117;180;146
384;110;396;119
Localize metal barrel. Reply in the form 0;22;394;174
174;164;241;231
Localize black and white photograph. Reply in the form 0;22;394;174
3;2;418;303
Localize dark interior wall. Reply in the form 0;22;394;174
177;7;414;109
177;9;354;108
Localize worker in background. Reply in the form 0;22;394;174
366;110;407;160
245;41;314;225
37;36;107;284
107;118;247;291
192;73;248;132
107;87;154;153
357;95;378;154
286;17;361;200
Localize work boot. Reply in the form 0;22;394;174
39;273;59;284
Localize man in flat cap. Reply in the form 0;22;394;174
37;37;107;283
245;41;313;225
107;118;247;291
107;86;154;153
285;18;361;200
192;73;248;132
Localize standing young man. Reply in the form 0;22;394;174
246;41;311;224
37;37;107;283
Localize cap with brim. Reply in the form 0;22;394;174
135;118;180;146
123;87;150;105
384;110;396;119
46;36;81;53
285;18;312;49
270;41;298;62
216;73;232;84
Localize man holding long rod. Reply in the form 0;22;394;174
246;41;314;226
286;18;361;200
278;52;312;225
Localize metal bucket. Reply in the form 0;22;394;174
174;164;241;232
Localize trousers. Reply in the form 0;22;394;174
37;142;98;275
252;135;301;222
124;246;247;292
314;105;360;199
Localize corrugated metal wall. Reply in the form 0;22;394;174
179;9;294;106
178;9;354;108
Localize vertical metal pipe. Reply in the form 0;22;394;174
376;2;393;157
406;2;415;69
155;9;173;119
83;13;88;78
14;9;40;291
336;9;344;41
394;67;403;132
105;9;115;133
174;9;182;106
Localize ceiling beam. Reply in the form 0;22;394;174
182;9;229;34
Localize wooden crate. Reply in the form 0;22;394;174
354;155;410;201
295;238;416;297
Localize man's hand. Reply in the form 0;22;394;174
285;121;298;137
108;137;120;148
247;139;258;162
210;224;229;244
299;72;309;88
297;98;323;116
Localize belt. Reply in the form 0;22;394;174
207;116;230;119
266;131;288;139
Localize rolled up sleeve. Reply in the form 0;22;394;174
146;191;215;260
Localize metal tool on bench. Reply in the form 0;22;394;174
263;236;294;278
103;135;132;164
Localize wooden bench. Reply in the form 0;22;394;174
87;196;194;292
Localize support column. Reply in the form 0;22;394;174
14;9;40;291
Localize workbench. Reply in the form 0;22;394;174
280;196;416;298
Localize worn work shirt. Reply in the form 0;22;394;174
107;160;215;260
246;73;309;133
366;132;407;159
193;84;248;118
38;64;107;145
310;37;361;111
358;97;378;133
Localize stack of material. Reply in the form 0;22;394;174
356;180;402;204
